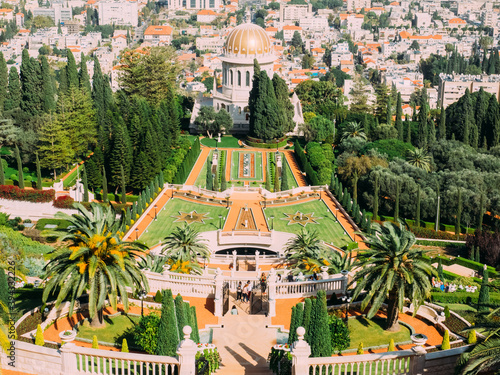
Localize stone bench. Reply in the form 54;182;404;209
406;304;445;324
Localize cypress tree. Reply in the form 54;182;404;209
20;49;41;116
130;151;150;191
272;74;294;134
417;90;428;148
206;159;213;190
302;298;313;342
486;95;500;148
0;155;4;185
478;267;490;313
213;167;219;192
40;55;55;112
438;258;444;282
394;179;401;221
221;169;227;192
164;84;180;146
462;89;472;145
386;95;392;125
477;190;485;230
471;123;479;149
102;166;108;203
456;188;462;236
308;290;332;357
156;289;179;356
265;164;271;191
120;165;127;204
109;120;132;188
395;92;403;140
33;151;42;189
82;165;89;202
5;66;20;110
470;245;475;261
0;51;7;111
79;53;91;93
288;305;298;345
428;116;436;144
476;247;481;263
66;49;79;90
274;165;280;192
373;173;379;220
415;186;421;227
174;294;186;340
438;105;446;140
59;65;68;94
248;59;261;136
406;120;412;144
15;144;23;189
190;306;200;343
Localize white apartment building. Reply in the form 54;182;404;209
346;0;371;12
168;0;222;10
98;1;138;26
438;73;500;108
414;13;432;28
196;36;224;53
0;8;14;22
299;17;328;31
279;3;312;22
282;25;302;42
143;25;173;45
33;5;72;24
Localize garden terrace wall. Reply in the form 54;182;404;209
0;340;62;375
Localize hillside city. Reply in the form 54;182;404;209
1;0;500;375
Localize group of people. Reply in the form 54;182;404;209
432;277;477;293
282;272;319;282
236;274;268;303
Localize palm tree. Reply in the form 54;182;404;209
291;249;352;276
351;221;436;331
162;224;210;264
406;148;432;172
138;254;168;273
341;122;367;141
285;228;326;263
42;203;149;327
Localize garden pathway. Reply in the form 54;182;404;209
212;314;274;374
223;192;269;232
185;146;211;186
283;150;307;187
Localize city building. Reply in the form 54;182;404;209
98;1;138;26
33;5;72;24
143;25;173;45
279;2;312;22
168;0;222;10
438;73;500;108
346;0;371;12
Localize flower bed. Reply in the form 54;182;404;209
53;195;75;209
0;185;55;202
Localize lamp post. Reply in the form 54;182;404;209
219;215;223;229
154;204;157;221
135;228;139;240
270;215;274;230
335;207;338;220
139;290;147;317
341;295;352;326
226;194;230;208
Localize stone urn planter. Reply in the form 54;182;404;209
410;333;428;352
320;266;329;280
59;330;76;344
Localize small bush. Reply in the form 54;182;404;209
388;339;395;352
154;290;163;303
92;335;98;349
53;195;75;209
467;330;476;344
441;330;450;350
121;338;129;352
444;305;450;319
357;343;363;355
35;324;44;346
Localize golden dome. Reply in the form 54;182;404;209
224;23;272;57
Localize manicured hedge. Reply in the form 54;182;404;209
172;137;201;184
0;185;55;202
53;195;75;209
430;291;500;306
410;226;466;241
454;257;499;277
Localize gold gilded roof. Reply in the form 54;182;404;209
225;23;271;56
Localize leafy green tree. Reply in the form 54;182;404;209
195;106;216;137
162;224;210;263
329;314;350;354
42;203;149;327
134;313;160;354
156;289;179;356
5;67;20;111
308;290;332;357
301;116;334;142
478;267;490;312
351;221;435;331
213;108;233;135
290;31;304;52
349;75;371;114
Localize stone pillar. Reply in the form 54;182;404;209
255;250;260;272
341;270;349;294
268;268;277;317
231;250;237;277
320;266;329;280
214;268;224;317
291;327;311;375
60;343;78;374
177;326;198;375
410;344;427;375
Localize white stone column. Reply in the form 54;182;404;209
410;343;427;375
291;327;311;375
341;269;349;294
214;268;224;317
255;250;260;272
60;342;78;374
268;268;277;317
231;250;237;277
177;326;198;375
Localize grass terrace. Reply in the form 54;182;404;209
347;316;412;349
263;200;352;247
138;198;229;246
201;135;241;148
230;151;263;181
76;314;141;345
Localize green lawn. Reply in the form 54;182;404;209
194;150;213;188
63;166;79;188
76;314;140;345
139;198;229;246
263;200;352;247
230;151;263;181
36;218;72;231
282;153;298;189
347;316;411;349
201;135;241;148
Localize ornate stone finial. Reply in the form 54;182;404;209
297;327;305;341
484;264;487;270
216;267;222;275
269;267;276;275
183;326;192;340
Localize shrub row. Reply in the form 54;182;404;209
246;138;288;148
172;137;201;184
409;226;466;241
430;291;500;306
0;185;55;203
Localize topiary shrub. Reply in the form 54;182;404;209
441;330;450;350
154;290;163;303
444;305;450;319
468;330;476;344
121;338;129;352
388;339;395;352
357;342;364;355
92;335;98;349
35;324;44;346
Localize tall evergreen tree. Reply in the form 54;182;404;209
102;166;108;203
281;165;289;191
461;89;473;145
438;105;446;140
79;53;91;93
308;291;332;357
174;294;186;341
406;120;412;144
394;179;401;221
303;297;313;343
206;159;213;190
415;186;421;226
456;188;462;236
40;55;55;113
248;59;261;135
272;74;295;134
15;144;23;189
417;89;428;148
0;51;8;111
478;267;490;313
156;289;179;356
82;165;89;202
477;190;485;230
120;165;127;204
5;66;20;111
20;49;41;116
373;173;379;220
162;84;180;146
395;92;403;141
109;119;132;188
86;157;101;191
0;155;4;185
66;49;79;91
130;151;149;191
386;95;392;125
486;95;500;148
35;151;42;190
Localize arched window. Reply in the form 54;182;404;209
217;103;219;110
246;71;250;86
230;70;233;85
221;104;226;110
244;106;250;112
238;71;241;86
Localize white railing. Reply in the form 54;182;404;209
275;277;345;298
217;230;273;245
308;350;415;375
70;346;179;375
145;271;216;297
